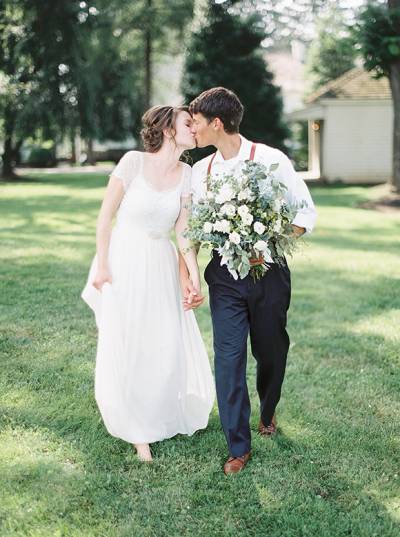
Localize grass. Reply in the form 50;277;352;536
0;173;399;537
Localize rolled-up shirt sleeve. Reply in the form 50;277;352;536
274;152;317;234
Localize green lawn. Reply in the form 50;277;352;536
1;173;399;537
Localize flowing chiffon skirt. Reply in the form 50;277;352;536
82;227;215;443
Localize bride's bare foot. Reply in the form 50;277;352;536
133;443;153;462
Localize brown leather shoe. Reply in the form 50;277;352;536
223;452;251;475
258;414;277;437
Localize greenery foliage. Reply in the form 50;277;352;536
355;2;400;78
182;0;289;156
306;7;357;90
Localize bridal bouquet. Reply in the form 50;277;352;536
185;160;306;280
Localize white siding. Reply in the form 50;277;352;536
322;100;393;183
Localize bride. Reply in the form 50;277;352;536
81;105;215;462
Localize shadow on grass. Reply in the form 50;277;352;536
308;228;400;255
4;172;109;189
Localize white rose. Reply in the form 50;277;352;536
238;188;251;201
221;219;231;233
238;205;250;218
253;222;265;235
213;219;230;233
254;240;268;252
206;191;215;200
215;184;234;204
229;231;241;245
221;203;236;217
242;213;254;226
203;222;213;233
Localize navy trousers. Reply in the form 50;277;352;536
204;251;291;457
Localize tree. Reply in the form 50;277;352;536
72;0;195;158
181;0;289;159
0;0;97;178
114;0;195;112
0;0;195;177
356;0;400;192
306;7;357;90
70;2;143;163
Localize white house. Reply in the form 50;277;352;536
288;67;393;183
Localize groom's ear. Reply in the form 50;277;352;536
212;117;224;131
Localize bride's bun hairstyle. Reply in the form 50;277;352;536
141;105;189;153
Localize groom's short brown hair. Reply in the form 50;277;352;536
189;87;244;134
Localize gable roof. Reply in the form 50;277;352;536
306;67;391;103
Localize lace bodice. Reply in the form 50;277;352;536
111;151;191;237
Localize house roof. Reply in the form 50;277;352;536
306;67;391;103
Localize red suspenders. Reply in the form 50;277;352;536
206;142;257;190
249;142;257;161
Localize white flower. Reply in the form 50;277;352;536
203;222;213;233
206;191;215;200
238;205;253;226
221;203;236;217
215;184;234;204
213;219;230;233
273;218;282;233
229;231;241;245
238;188;252;201
254;240;268;252
242;213;254;226
253;222;265;235
238;205;250;218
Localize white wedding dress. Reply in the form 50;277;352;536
81;151;214;444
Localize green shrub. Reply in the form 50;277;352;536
27;146;56;167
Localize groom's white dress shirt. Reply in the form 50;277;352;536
191;135;317;235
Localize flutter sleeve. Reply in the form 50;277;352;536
110;150;140;192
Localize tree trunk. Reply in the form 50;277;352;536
144;0;152;111
2;136;15;179
14;140;23;166
1;106;17;180
70;130;77;164
389;60;400;192
86;138;96;165
388;0;400;192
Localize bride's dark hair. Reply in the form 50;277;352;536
140;105;189;153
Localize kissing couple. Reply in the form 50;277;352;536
82;87;316;474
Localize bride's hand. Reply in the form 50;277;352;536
190;271;202;295
187;274;204;308
93;266;112;291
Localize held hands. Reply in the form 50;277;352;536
93;266;112;291
292;224;306;238
181;274;204;311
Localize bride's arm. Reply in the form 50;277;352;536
92;177;124;290
175;195;204;307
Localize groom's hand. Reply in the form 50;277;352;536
292;224;305;237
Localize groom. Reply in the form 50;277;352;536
179;87;316;475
